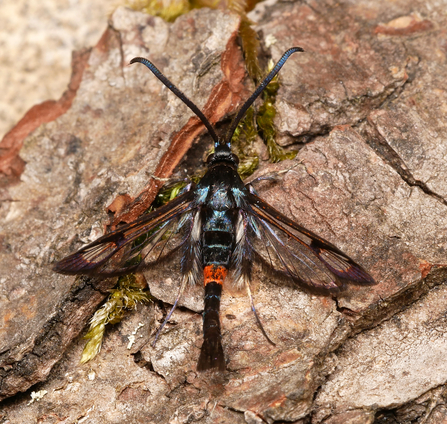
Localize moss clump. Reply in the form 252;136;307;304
81;274;151;363
126;0;219;22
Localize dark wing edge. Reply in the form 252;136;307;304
244;191;376;292
53;189;196;277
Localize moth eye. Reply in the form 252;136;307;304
207;153;215;164
231;153;239;165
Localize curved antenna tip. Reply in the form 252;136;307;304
130;57;145;65
129;56;220;144
224;47;304;144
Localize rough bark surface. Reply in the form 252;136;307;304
1;1;446;423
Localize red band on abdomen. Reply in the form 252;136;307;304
203;265;228;286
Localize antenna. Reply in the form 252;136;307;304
224;47;304;145
131;57;220;144
131;47;304;148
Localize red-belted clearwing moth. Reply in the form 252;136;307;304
54;47;376;371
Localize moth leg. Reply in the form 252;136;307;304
245;279;276;346
246;177;279;195
152;274;188;347
247;162;303;193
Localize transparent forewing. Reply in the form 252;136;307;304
53;189;197;276
228;211;253;288
180;210;202;286
244;192;375;293
245;212;342;293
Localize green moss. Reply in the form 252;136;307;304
238;19;262;83
153;181;189;207
230;106;259;178
235;12;298;165
126;0;219;22
256;61;298;163
81;274;152;363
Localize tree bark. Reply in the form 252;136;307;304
1;1;447;423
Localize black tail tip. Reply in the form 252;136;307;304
197;339;225;372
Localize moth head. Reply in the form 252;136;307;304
206;142;239;167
